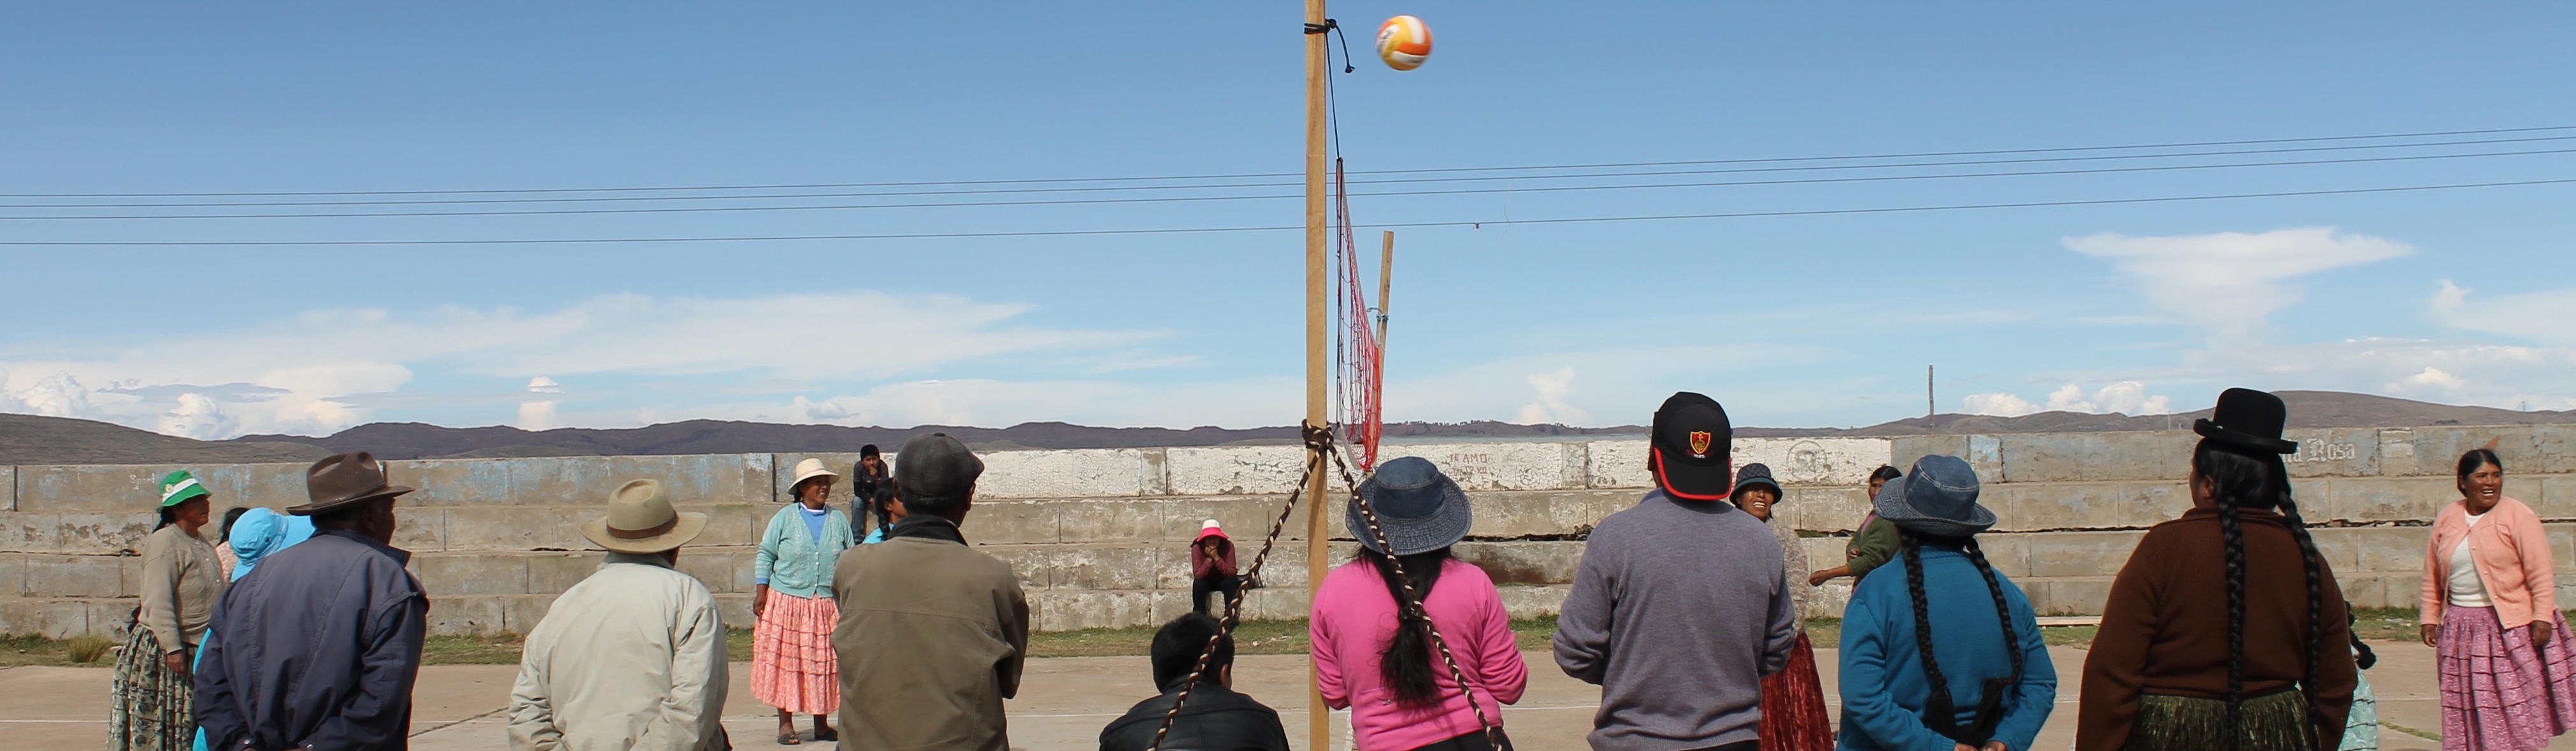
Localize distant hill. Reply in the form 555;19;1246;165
0;413;328;466
2;390;2568;465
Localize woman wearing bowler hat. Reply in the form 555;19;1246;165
1731;463;1835;751
2079;388;2356;751
1311;457;1528;751
1836;455;2056;751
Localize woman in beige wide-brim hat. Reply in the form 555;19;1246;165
751;458;856;745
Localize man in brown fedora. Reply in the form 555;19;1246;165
196;451;430;751
508;479;728;751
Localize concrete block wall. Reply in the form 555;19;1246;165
3;426;2570;637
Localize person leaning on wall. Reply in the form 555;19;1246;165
1810;464;1904;587
2419;446;2576;751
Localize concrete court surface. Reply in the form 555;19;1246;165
0;641;2542;751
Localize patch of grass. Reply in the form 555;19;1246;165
64;634;117;664
0;633;83;667
422;633;528;665
2354;607;2424;642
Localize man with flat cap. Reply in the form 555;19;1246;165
832;433;1031;751
196;451;431;751
509;479;729;751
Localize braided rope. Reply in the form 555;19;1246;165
1147;425;1323;751
1320;428;1504;750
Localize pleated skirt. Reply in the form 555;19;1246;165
107;628;194;751
1759;631;1835;751
750;591;842;715
2438;606;2576;751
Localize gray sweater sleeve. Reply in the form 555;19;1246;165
1759;545;1798;676
1552;534;1616;685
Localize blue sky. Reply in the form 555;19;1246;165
4;2;2575;438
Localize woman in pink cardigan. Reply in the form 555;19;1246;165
2421;447;2576;751
1313;457;1529;751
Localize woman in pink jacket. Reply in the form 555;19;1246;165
2421;447;2576;751
1313;457;1529;751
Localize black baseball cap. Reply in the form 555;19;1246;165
1651;392;1733;501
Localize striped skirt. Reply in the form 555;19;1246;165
107;628;194;751
1759;631;1835;751
751;591;841;715
2438;606;2576;751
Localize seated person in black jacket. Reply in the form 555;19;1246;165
1098;613;1291;751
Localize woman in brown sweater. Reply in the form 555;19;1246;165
2078;388;2356;751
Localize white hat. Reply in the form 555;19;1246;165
790;458;840;494
1201;519;1222;532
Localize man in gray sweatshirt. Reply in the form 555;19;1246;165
1554;392;1799;751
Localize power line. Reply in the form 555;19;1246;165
10;175;2570;246
4;124;2572;199
11;132;2574;210
8;145;2571;221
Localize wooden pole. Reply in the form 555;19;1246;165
1303;1;1331;748
1375;231;1394;392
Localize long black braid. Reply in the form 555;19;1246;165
1900;531;2024;746
2196;444;2328;749
1361;546;1452;706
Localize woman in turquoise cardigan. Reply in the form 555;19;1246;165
1838;455;2057;751
752;458;857;745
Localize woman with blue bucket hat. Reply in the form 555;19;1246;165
1836;455;2057;751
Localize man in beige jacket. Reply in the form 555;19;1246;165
833;433;1031;751
509;480;728;751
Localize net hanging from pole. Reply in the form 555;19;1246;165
1331;157;1385;472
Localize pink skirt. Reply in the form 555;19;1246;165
2440;606;2576;751
751;591;841;715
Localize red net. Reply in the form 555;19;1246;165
1332;159;1384;471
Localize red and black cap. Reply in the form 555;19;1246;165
1650;392;1733;501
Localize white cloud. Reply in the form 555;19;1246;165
0;290;1168;439
2068;227;2412;345
155;393;239;440
1961;391;2041;417
2431;280;2576;345
1961;381;2173;417
1512;367;1589;425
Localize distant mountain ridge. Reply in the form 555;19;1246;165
2;390;2570;465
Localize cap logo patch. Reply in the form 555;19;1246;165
1688;431;1714;457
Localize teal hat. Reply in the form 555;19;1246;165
159;470;210;508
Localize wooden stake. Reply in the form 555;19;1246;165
1303;1;1331;748
1376;231;1394;399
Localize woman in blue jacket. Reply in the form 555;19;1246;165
753;458;857;744
1838;455;2057;751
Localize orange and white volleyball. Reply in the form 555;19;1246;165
1376;15;1431;71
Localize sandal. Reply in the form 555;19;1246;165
814;726;839;742
777;730;801;745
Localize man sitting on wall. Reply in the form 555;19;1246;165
1098;613;1291;751
831;433;1031;751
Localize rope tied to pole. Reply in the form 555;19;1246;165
1303;18;1356;73
1147;424;1501;750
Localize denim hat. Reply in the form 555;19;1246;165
1349;457;1474;555
1871;455;1996;538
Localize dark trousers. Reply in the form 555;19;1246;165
1192;574;1242;614
1401;729;1513;751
